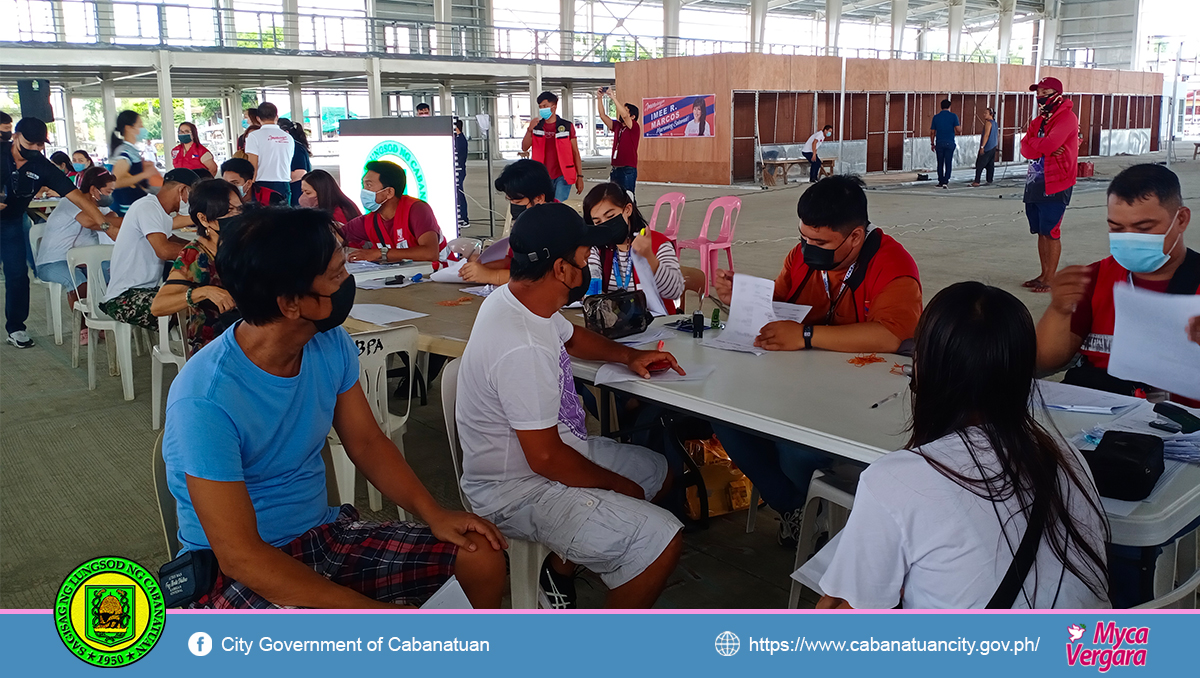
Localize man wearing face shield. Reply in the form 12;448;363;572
2;117;111;348
1021;76;1080;294
711;175;922;548
161;207;509;609
151;178;242;356
456;203;685;608
99;168;198;329
1037;164;1197;407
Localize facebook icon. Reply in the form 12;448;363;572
188;632;213;657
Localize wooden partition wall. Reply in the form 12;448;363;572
615;54;1164;185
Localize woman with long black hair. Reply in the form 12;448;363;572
297;169;361;228
109;109;159;215
279;118;311;206
815;281;1109;609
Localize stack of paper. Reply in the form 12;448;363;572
593;363;715;386
1035;380;1142;414
348;304;428;325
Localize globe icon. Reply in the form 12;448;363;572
715;631;740;657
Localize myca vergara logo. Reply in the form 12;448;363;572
1066;621;1148;672
55;556;166;668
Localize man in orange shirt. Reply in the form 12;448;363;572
711;175;923;547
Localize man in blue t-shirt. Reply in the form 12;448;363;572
162;207;506;609
929;99;961;188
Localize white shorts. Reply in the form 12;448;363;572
487;437;683;589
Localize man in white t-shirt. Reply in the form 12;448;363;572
801;124;833;183
244;101;295;204
100;168;196;329
457;202;685;609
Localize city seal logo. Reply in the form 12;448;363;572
365;140;429;202
55;557;165;668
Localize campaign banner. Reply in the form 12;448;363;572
643;94;716;138
8;606;1197;676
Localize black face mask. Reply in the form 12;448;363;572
0;131;11;142
563;259;591;304
593;214;631;248
802;233;856;272
1036;96;1049;106
305;276;357;333
510;203;527;220
198;215;237;240
19;146;42;162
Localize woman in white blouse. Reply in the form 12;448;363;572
815;281;1110;609
582;183;685;313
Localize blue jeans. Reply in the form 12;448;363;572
935;144;955;185
710;422;831;514
2;217;32;334
552;176;572;203
610;166;637;196
802;151;820;182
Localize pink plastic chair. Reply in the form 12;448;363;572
678;196;741;285
648;192;686;253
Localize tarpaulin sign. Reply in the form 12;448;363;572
642;94;716;138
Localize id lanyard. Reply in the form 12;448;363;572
613;249;633;290
820;263;855;324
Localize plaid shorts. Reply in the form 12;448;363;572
191;505;458;609
99;286;160;329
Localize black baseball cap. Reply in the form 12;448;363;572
14;117;48;145
510;203;609;265
163;167;200;187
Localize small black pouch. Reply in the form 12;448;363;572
1082;431;1165;501
582;289;651;340
158;549;219;608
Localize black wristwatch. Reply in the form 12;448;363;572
803;324;814;350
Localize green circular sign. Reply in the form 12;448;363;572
365;139;429;202
55;556;166;668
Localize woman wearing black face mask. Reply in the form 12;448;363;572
582;183;684;312
151;178;242;356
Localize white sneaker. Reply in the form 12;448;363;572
6;331;34;349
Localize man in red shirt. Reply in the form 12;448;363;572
1038;163;1196;405
522;91;583;202
597;87;640;197
1021;76;1080;293
344;161;448;267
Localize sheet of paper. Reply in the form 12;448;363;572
356;278;387;290
348;304;428;325
614;327;674;347
631;252;669;317
771;302;813;324
718;274;777;348
461;285;495;298
346;260;402;276
478;237;510;264
419;576;473;610
430;259;468;283
790;531;843;598
1108;283;1200;400
1035;379;1143;414
593;363;716;386
700;334;767;356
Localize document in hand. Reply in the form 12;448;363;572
631;252;669;317
700;275;812;355
1108;284;1200;400
430;259;468;282
478;237;510;265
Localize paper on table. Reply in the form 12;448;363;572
1108;283;1200;400
356;278;387;290
478;237;510;265
614;327;674;347
593;363;716;386
348;304;428;325
700;334;767;356
1035;379;1143;414
631;252;669;317
346;260;401;275
791;531;843;598
461;285;495;298
419;576;473;610
771;302;813;324
430;259;468;283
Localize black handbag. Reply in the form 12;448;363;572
1082;431;1165;501
582;289;651;340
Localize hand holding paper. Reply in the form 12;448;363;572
1108;284;1200;400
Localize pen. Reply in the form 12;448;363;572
870;388;905;409
639;228;647;237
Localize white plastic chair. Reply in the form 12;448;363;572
441;358;550;609
27;222;65;345
152;431;181;559
1134;525;1200;609
67;245;136;401
151;313;188;430
788;470;857;609
328;325;419;520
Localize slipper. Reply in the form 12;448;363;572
970;182;980;187
1021;278;1042;288
1030;282;1052;293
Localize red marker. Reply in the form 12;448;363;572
656;340;665;352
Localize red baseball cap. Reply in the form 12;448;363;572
1029;76;1063;93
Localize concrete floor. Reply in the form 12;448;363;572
2;150;1194;609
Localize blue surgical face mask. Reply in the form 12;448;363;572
1108;213;1178;273
361;188;381;213
242;119;249;129
538;107;553;120
137;127;149;141
72;162;87;172
825;130;832;137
